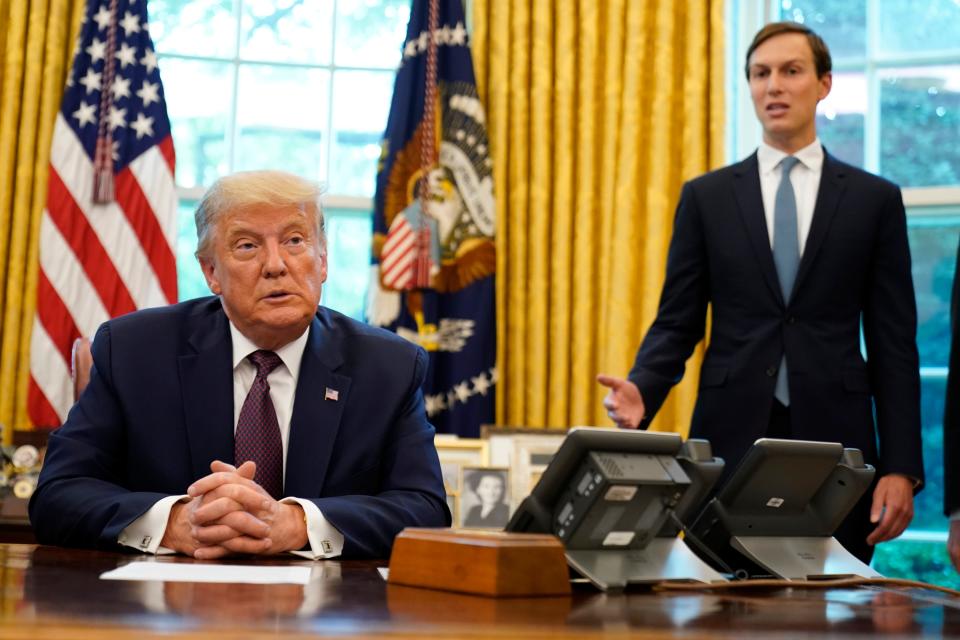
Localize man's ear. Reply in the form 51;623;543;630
818;71;832;102
199;256;222;295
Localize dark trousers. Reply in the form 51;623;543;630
766;400;875;564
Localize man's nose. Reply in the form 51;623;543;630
261;241;287;276
766;71;783;93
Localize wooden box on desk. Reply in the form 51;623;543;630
388;528;571;597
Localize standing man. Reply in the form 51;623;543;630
31;170;450;559
598;22;923;563
944;238;960;572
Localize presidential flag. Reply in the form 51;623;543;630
29;0;177;427
368;0;495;437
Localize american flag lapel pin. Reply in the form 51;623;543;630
325;387;339;402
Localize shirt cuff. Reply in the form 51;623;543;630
281;497;344;559
118;495;189;554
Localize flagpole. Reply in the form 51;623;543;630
416;0;440;290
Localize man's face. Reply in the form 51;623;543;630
748;32;831;152
199;203;327;350
476;476;504;505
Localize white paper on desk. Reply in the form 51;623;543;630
100;561;312;585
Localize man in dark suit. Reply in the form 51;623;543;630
945;238;960;572
30;170;450;560
599;22;923;563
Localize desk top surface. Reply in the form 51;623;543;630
2;544;959;639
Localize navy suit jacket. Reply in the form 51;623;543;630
629;151;924;484
30;297;450;558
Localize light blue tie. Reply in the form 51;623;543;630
773;156;800;406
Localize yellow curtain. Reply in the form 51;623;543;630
473;0;726;434
0;0;84;441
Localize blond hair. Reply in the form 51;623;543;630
194;170;325;258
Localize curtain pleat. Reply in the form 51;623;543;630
474;0;726;434
0;0;82;440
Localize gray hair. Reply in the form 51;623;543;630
194;170;325;258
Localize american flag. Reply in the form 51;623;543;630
28;0;177;427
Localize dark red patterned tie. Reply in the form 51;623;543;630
234;350;284;499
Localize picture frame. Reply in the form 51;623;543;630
459;466;511;529
434;436;489;523
482;427;567;510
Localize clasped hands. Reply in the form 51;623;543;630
160;460;308;559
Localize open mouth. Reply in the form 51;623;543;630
766;102;789;115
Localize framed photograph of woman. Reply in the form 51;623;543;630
459;467;511;529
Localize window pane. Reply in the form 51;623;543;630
816;72;864;167
176;200;211;301
908;214;960;368
240;0;333;65
234;64;330;180
879;0;960;56
321;208;373;320
873;539;959;590
334;0;409;68
328;70;393;197
149;0;238;59
777;0;865;59
880;66;960;188
160;58;233;188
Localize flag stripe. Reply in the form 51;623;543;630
38;212;111;338
115;165;177;303
157;134;176;175
29;318;74;424
382;232;415;273
28;375;63;428
45;169;138;317
129;138;177;249
34;269;82;366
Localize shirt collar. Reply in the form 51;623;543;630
228;321;310;381
757;138;824;175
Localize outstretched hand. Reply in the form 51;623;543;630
596;374;645;429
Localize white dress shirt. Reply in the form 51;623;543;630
118;321;344;559
757;138;824;254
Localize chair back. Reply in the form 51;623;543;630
71;337;92;402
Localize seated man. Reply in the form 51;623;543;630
30;170;450;560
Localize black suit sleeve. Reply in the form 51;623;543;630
627;181;710;425
862;185;924;484
944;236;960;515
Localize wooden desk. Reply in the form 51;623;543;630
0;498;35;544
0;544;958;639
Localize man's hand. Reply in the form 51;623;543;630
187;460;308;559
597;375;645;429
160;461;272;559
866;474;915;546
948;520;960;573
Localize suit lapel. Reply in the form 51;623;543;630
793;152;847;297
178;301;236;480
285;310;352;498
732;153;784;304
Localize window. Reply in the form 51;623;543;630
730;0;960;587
149;0;410;317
